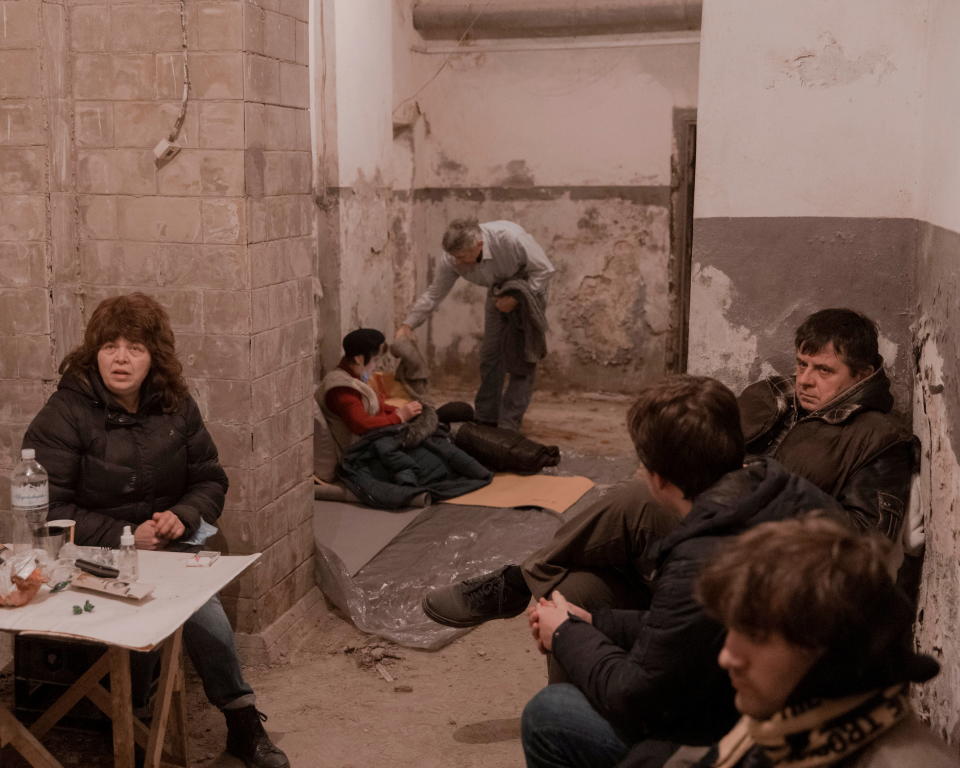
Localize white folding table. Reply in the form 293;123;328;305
0;550;259;768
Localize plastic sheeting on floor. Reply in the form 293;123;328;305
313;501;563;650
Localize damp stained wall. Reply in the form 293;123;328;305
392;32;699;392
688;0;926;408
910;0;960;743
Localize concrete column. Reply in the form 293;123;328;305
0;0;319;657
0;0;57;539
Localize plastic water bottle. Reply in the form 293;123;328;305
118;525;138;581
10;448;48;553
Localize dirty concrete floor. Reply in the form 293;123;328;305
0;390;637;768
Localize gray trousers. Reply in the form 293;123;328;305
475;291;538;430
519;479;682;683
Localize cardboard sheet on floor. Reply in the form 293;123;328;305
313;501;562;650
445;472;594;514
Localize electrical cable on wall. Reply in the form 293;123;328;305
392;0;494;117
154;0;191;167
315;0;329;206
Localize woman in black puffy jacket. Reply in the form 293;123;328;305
24;293;289;768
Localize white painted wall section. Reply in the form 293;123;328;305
333;0;394;184
410;42;699;187
918;0;960;234
695;0;927;219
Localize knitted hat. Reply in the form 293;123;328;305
343;328;385;361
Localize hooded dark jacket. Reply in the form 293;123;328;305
738;368;913;539
22;368;227;548
550;458;842;747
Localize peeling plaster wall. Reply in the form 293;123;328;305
689;217;916;408
689;0;926;408
912;224;960;743
396;36;698;392
417;192;672;391
911;0;960;741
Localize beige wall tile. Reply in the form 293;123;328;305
0;50;41;98
117;195;203;242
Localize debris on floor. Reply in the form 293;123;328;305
341;637;404;672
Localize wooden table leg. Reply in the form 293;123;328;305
108;647;135;768
145;628;188;768
0;706;64;768
166;658;189;765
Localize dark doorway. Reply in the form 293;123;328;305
668;108;697;373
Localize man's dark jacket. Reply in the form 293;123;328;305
550;458;842;746
738;367;914;539
23;369;227;548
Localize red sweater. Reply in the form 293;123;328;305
324;365;402;435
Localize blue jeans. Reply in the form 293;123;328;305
522;684;628;768
133;595;254;712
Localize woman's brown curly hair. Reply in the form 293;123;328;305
59;293;189;412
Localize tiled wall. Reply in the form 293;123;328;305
0;0;317;639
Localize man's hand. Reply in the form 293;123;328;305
152;510;185;541
495;296;518;314
397;401;423;422
395;324;414;339
528;599;552;655
531;591;592;652
134;520;164;550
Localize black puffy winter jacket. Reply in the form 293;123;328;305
22;369;227;548
550;458;844;747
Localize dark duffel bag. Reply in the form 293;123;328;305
453;423;560;475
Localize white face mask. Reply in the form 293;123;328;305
360;358;377;382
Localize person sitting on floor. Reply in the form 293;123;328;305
321;328;425;455
422;308;915;637
520;375;845;768
23;293;288;768
663;515;957;768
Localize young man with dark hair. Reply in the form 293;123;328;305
422;308;914;631
519;375;845;768
662;515;956;768
396;218;555;431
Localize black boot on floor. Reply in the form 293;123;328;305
224;706;290;768
422;564;532;627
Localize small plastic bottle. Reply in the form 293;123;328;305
10;448;48;553
118;525;138;581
